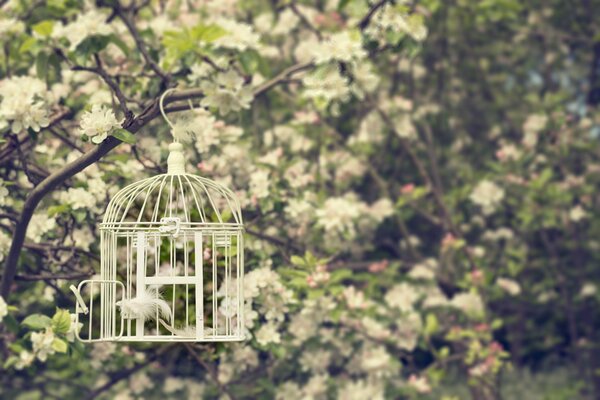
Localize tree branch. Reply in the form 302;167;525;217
0;59;315;298
358;0;390;30
114;5;170;84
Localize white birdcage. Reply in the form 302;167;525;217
70;93;244;342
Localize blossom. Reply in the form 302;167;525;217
66;314;83;342
310;31;367;64
300;350;331;373
303;374;329;398
14;351;35;370
315;194;366;237
52;10;113;51
0;76;52;133
79;105;121;144
368;198;395;222
129;372;153;395
303;66;351;103
408;374;432;393
27;213;56;243
337;380;385;400
0;231;10;262
496;143;521;161
365;5;427;43
58;187;98;210
213;18;261;51
469;180;505;214
496;278;521;296
385;282;419;312
0;295;7;323
343;286;368;309
408;261;436;280
200;70;254;115
522;114;547;148
255;322;281;346
31;328;56;362
0;17;24;36
580;283;597;298
451;292;485;317
569;205;586;222
249;169;270;199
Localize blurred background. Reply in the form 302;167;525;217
0;0;599;399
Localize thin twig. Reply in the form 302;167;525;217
185;344;238;400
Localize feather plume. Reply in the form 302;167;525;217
158;319;198;337
117;286;172;322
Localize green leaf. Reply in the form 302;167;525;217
111;129;136;145
3;356;18;369
191;24;228;43
19;36;38;54
290;255;306;267
74;34;111;62
36;52;49;81
51;308;71;334
424;314;439;336
161;23;227;69
52;338;68;353
47;204;70;216
3;314;19;333
32;20;55;37
22;314;52;330
108;34;129;55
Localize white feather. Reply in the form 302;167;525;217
117;286;172;322
158;319;197;337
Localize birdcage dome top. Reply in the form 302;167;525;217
101;144;242;229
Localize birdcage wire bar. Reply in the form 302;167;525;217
71;144;244;343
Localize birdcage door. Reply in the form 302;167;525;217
122;228;242;341
70;279;125;342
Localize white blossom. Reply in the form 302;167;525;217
316;194;366;237
0;295;7;323
52;10;113;51
303;66;351;103
0;76;52;133
469;180;505;214
300;349;331;373
385;282;419;312
129;372;153;395
580;283;597;298
0;230;10;262
79;105;121;144
66;313;82;342
31;328;56;362
14;351;35;370
0;17;24;36
59;187;98;210
337;379;385;400
249;169;270;199
255;322;281;346
27;213;56;243
200;70;254;115
310;31;366;64
451;292;485;317
496;278;521;296
213;18;261;51
569;205;586;222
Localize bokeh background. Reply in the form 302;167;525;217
0;0;599;399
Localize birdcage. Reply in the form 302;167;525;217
70;94;244;343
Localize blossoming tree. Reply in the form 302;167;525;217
0;0;598;399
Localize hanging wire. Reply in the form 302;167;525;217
159;88;178;143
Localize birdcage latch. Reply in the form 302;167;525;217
159;217;181;237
